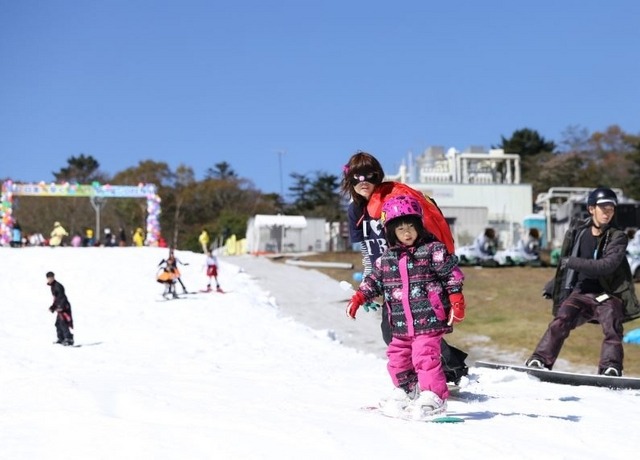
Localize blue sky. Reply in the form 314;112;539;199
1;1;639;197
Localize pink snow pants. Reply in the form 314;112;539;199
387;332;449;400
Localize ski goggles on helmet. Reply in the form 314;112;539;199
348;170;381;186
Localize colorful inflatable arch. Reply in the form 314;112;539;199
0;180;161;246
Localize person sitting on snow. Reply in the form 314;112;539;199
523;228;541;258
474;227;499;257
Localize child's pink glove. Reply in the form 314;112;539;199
447;292;466;325
346;291;366;319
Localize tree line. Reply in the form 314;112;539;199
5;125;639;252
8;156;344;252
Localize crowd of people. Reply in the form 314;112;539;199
7;222;157;248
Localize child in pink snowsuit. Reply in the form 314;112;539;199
347;195;466;417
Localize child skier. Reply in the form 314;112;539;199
157;250;189;298
204;250;222;292
346;195;466;419
157;261;178;298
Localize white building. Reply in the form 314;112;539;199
245;214;328;254
385;146;533;248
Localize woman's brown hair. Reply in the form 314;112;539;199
340;151;385;207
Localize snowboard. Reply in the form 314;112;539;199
53;341;102;348
476;360;640;390
361;405;464;423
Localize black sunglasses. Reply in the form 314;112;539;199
349;171;380;186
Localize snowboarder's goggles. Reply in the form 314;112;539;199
349;171;381;185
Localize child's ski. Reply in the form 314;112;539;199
360;405;465;423
199;287;226;294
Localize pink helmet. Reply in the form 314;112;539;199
381;195;423;228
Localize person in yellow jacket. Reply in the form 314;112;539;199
133;227;145;247
83;228;95;247
49;222;69;247
198;228;210;252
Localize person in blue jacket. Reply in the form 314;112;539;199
11;220;22;247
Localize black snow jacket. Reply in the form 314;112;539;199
50;280;71;312
544;217;640;323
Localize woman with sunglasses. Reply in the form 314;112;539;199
340;152;388;285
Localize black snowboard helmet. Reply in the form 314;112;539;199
587;187;617;207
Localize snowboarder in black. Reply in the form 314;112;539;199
526;188;640;375
46;271;74;346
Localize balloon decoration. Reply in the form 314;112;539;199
0;180;162;246
0;180;15;246
143;184;162;246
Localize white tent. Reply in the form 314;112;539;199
254;214;307;228
246;214;307;254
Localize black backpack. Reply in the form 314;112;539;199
441;340;469;385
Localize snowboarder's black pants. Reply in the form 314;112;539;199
55;314;74;343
